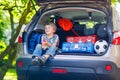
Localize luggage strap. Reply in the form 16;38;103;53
71;29;80;37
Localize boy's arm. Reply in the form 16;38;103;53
41;34;47;49
46;42;52;47
42;34;59;47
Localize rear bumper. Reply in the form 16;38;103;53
16;57;120;80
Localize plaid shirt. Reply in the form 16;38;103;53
41;34;59;48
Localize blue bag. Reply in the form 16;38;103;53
62;42;71;52
62;42;87;52
70;43;86;52
85;42;94;53
28;32;42;52
62;42;94;53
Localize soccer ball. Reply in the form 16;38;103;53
94;40;108;54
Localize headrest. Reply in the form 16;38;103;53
58;18;73;31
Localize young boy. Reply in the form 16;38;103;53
31;22;59;66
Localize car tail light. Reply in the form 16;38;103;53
18;61;23;67
18;36;23;43
105;65;112;71
112;37;120;45
52;68;67;74
112;31;120;45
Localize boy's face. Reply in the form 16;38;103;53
45;25;55;35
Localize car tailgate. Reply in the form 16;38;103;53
34;0;111;11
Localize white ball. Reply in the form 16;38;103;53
94;40;108;54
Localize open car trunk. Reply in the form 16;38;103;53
25;0;113;56
27;6;112;55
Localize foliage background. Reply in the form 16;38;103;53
0;0;38;79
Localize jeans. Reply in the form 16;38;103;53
32;44;57;58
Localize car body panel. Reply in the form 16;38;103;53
16;54;120;80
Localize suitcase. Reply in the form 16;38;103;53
70;42;86;52
66;36;86;43
62;42;71;52
28;32;42;52
86;35;97;43
85;42;94;53
66;35;97;43
62;42;94;53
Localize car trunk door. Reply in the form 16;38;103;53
34;0;111;9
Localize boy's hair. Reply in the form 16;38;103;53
45;22;57;31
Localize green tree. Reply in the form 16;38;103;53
0;8;10;42
0;0;37;79
0;0;37;52
0;6;10;54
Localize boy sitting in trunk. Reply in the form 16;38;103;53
31;22;59;66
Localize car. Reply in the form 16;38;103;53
16;0;120;80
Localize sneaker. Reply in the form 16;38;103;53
31;57;41;66
39;56;47;64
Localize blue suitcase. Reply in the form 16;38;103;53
62;42;94;53
62;42;71;52
85;42;94;53
70;43;86;52
62;42;86;52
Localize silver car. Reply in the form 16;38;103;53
16;0;120;80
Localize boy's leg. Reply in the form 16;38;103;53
45;45;57;57
31;44;43;66
38;46;57;64
32;44;42;58
40;46;57;63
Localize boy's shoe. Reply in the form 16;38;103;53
31;57;41;66
39;56;47;64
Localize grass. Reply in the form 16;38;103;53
3;68;17;80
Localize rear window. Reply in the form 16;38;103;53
29;7;109;55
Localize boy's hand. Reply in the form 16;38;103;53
42;40;48;50
42;41;47;45
43;41;51;46
42;40;52;49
